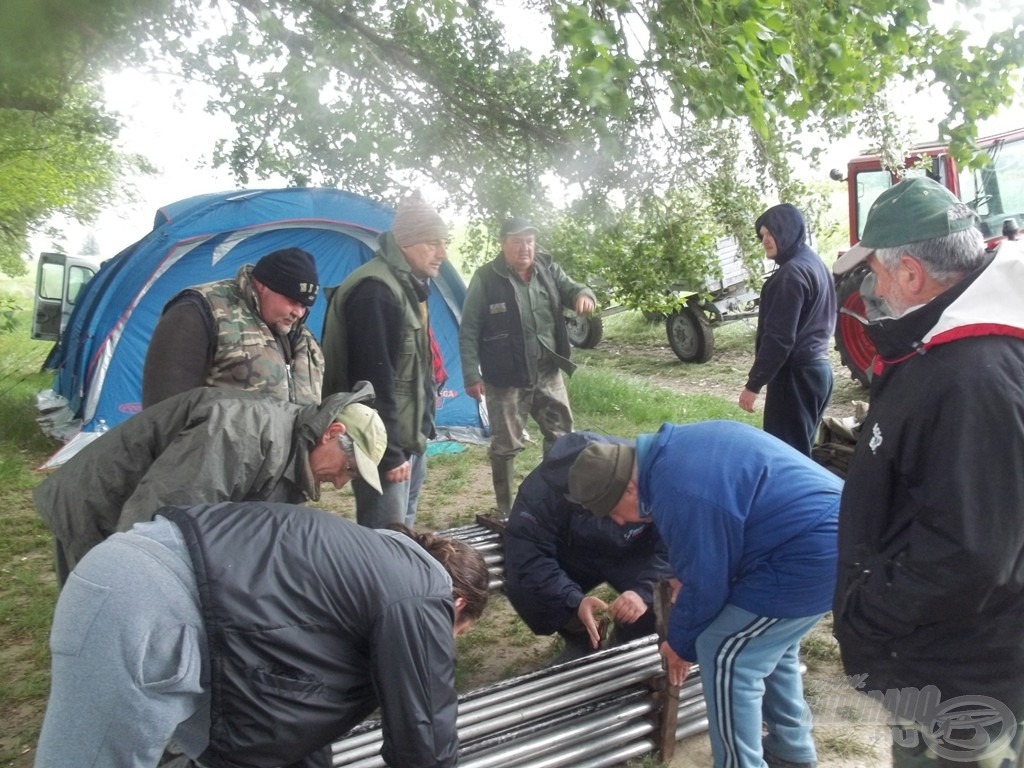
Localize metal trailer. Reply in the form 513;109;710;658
564;236;767;364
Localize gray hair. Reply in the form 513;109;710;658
874;205;986;286
337;433;356;463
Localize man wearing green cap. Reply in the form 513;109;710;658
832;176;1024;766
567;420;842;768
35;381;387;585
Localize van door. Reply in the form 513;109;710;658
32;253;99;341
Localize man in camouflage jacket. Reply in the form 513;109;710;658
142;247;324;407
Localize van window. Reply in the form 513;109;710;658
68;265;94;304
39;262;65;301
854;170;892;242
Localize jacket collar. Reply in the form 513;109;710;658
866;243;1024;364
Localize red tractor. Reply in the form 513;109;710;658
830;127;1024;385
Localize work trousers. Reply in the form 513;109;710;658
486;358;573;459
696;604;822;768
353;450;427;528
763;359;833;457
35;517;209;768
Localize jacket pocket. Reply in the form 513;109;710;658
250;666;343;704
138;624;203;692
50;573;111;657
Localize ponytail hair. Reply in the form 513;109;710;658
388;524;490;622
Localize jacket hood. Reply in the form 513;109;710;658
867;241;1024;364
293;380;377;499
537;431;609;491
755;204;806;263
377;231;415;277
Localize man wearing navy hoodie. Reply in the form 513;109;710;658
738;204;836;455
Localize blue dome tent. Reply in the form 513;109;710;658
39;187;485;465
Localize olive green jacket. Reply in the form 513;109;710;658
322;233;433;462
34;384;374;583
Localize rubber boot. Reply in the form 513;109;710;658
490;455;516;518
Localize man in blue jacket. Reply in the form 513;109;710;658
503;431;673;663
569;421;842;768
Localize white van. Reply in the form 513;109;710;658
32;252;102;342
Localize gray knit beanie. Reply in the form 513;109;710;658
391;193;449;247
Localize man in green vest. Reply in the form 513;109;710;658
321;194;449;528
143;248;324;407
460;217;596;517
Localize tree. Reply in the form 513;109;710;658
5;0;1023;294
0;0;165;276
124;0;1022;302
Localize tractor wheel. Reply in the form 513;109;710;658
834;266;874;388
666;305;714;363
565;313;604;348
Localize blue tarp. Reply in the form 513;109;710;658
44;187;485;440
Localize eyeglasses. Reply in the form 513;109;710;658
337;434;359;479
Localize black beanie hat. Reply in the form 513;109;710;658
251;248;320;307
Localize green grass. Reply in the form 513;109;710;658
570;366;760;435
0;292;832;766
815;730;878;760
0;303;63;765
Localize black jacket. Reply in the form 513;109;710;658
163;502;460;768
503;432;671;634
833;245;1024;720
746;205;836;392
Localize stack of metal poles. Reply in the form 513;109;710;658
437;521;505;591
330;636;708;768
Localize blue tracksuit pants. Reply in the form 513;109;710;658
696;604;823;768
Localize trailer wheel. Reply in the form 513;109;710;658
834;266;874;387
666;305;714;363
565;313;604;348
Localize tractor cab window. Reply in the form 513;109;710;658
959;135;1024;237
854;170;892;242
